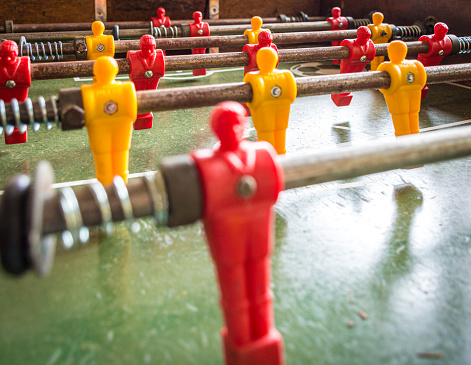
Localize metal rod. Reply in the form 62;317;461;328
39;124;471;234
4;21;337;43
281;125;471;190
135;63;471;113
116;29;360;51
0;16;324;33
29;41;431;81
19;30;360;59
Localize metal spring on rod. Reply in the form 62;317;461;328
0;96;59;136
54;172;169;251
153;25;179;38
458;36;471;54
354;18;370;28
19;36;63;62
395;24;423;40
59;186;89;248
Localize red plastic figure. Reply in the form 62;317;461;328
191;101;285;365
327;7;349;64
242;31;279;75
151;7;171;28
189;11;210;76
127;35;165;130
417;22;452;98
0;40;31;144
331;26;376;106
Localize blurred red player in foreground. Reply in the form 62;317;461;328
191;101;285;365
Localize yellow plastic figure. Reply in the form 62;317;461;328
244;16;271;44
81;56;137;185
367;12;392;71
85;21;115;60
243;47;297;154
378;41;427;137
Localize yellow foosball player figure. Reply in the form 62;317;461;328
377;41;427;137
85;21;116;60
244;16;271;45
367;12;392;71
81;56;137;185
243;47;297;154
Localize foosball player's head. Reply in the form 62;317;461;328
193;11;203;24
256;47;278;73
91;21;105;36
139;35;156;57
372;12;384;26
156;7;165;18
0;40;19;65
93;56;119;85
331;7;341;18
387;41;408;63
356;26;372;46
257;30;273;48
434;22;449;40
251;16;263;31
211;101;248;151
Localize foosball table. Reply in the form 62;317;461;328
1;1;470;364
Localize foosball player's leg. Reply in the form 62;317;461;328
331;92;353;107
370;55;385;72
111;149;130;183
134;112;154;130
4;127;27;145
251;106;276;151
274;104;291;155
421;85;429;99
384;90;423;137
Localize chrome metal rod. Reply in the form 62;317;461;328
281;124;471;190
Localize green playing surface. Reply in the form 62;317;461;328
1;61;471;364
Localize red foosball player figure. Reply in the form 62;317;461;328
0;40;31;145
243;47;297;155
191;101;285;365
242;31;278;75
189;11;210;76
81;56;137;185
127;35;165;130
331;26;376;106
151;7;171;28
327;7;349;65
377;41;427;137
417;22;452;98
244;16;271;45
85;21;115;60
367;12;392;71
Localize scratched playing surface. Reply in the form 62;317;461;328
1;61;471;365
